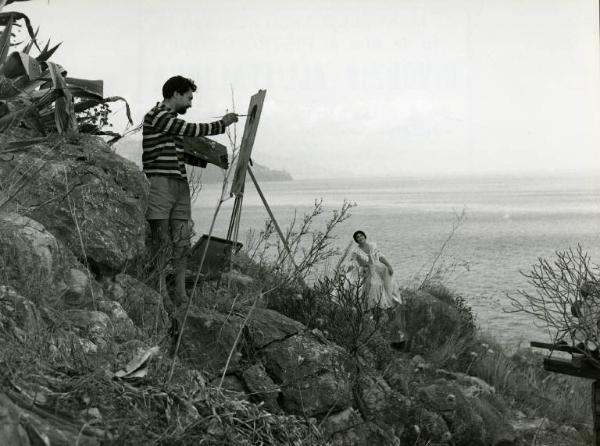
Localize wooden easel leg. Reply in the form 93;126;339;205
593;380;600;445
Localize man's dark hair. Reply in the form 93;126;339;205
353;230;366;243
162;76;197;99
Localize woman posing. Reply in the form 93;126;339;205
349;230;401;309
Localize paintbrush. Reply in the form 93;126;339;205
210;114;248;119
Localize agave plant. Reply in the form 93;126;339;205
0;2;132;138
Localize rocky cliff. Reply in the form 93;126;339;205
0;131;587;445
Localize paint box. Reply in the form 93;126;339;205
188;234;243;278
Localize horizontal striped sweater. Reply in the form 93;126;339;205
142;103;226;180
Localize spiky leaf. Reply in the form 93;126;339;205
2;51;42;79
22;25;37;54
0;15;13;64
47;61;76;133
36;39;61;62
66;77;103;99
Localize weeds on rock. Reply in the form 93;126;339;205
244;199;355;286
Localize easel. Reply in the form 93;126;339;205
531;341;600;444
226;90;302;280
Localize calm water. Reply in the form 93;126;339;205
191;173;600;347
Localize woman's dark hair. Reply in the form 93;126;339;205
353;230;366;242
162;76;197;99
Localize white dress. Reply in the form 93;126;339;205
351;242;401;309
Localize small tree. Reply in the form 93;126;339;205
507;245;600;362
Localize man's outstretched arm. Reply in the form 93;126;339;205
148;111;238;137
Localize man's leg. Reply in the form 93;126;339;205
171;218;191;305
148;219;172;303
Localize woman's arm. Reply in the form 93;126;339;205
379;255;394;275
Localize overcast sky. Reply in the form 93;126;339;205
9;0;600;178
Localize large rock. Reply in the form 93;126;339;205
0;212;99;307
244;307;305;349
417;381;516;446
101;274;168;332
0;285;42;342
355;371;410;436
242;363;280;412
64;309;111;348
175;307;245;374
0;134;148;275
0;392;99;446
321;408;389;446
175;305;305;375
260;332;354;417
402;408;451;445
97;300;139;341
0;392;30;446
403;290;463;350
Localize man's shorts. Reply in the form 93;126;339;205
146;176;191;221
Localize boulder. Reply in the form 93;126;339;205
355;371;410;434
244;307;305;349
62;268;100;308
509;412;551;438
260;332;353;417
383;357;411;393
101;274;168;332
0;285;41;336
0;134;148;275
435;369;496;397
417;381;516;446
403;290;464;350
0;212;98;307
63;309;111;347
321;408;371;446
322;408;395;446
242;363;280;412
97;300;139;341
0;393;30;446
0;392;99;446
175;307;244;374
402;408;450;445
209;375;248;400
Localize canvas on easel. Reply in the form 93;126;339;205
230;89;266;196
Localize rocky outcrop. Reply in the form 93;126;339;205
0;131;550;445
0;133;148;275
0;391;101;446
0;285;41;342
416;381;516;446
244;307;304;349
0;212;99;307
242;363;280;412
176;307;245;374
403;290;464;349
101;273;167;332
260;331;354;416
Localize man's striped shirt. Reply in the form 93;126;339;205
142;103;225;180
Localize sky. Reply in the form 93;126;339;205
8;0;600;178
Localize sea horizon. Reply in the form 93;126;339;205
191;172;600;347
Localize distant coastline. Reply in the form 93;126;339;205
195;162;293;183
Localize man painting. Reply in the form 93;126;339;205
142;75;237;307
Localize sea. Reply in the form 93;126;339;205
190;173;600;348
